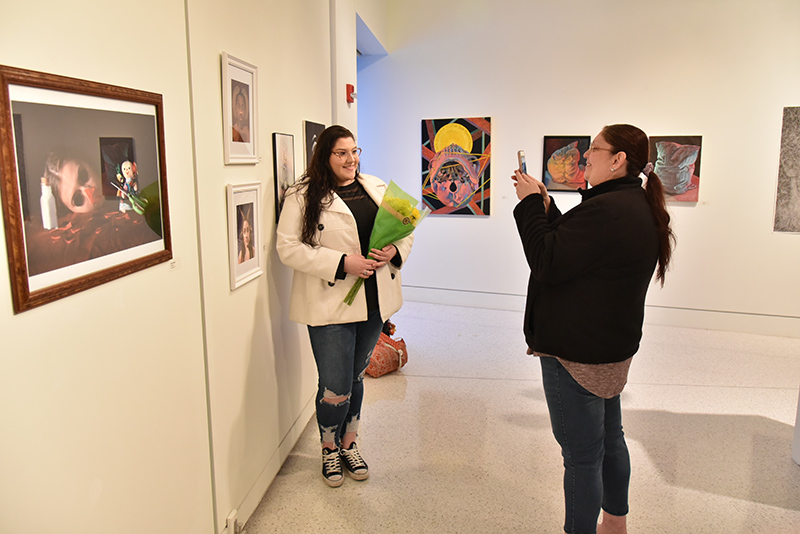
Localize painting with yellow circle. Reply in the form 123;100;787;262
421;117;491;215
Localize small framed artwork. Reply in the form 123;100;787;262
542;136;589;191
303;121;325;168
221;53;258;165
648;135;702;203
226;183;263;289
272;133;295;222
0;64;172;313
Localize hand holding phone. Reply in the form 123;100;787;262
517;150;527;174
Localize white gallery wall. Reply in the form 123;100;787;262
0;0;213;533
184;0;332;530
0;0;368;533
1;0;798;533
357;0;800;338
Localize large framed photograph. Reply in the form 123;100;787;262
226;183;263;289
542;136;589;192
0;64;172;313
272;132;295;222
221;53;258;165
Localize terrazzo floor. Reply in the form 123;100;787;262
245;301;800;533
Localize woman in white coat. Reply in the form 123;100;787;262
276;125;413;487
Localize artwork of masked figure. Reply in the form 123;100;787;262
428;144;481;208
427;123;481;209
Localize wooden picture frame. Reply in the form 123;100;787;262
221;53;258;165
0;64;172;313
226;182;263;289
272;132;295;222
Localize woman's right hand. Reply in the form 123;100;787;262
512;170;551;212
344;254;380;279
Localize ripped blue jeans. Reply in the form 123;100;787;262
307;310;384;448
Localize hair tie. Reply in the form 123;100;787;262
642;162;654;176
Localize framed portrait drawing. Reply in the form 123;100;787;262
0;64;172;313
221;53;258;165
272;133;295;222
226;183;263;289
542;136;589;191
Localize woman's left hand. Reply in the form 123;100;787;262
369;244;397;268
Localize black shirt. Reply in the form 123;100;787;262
337;179;379;313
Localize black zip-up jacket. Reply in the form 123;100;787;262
513;176;659;364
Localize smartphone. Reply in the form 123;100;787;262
517;150;527;174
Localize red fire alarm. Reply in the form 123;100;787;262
346;83;356;104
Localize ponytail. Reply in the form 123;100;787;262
600;124;675;286
643;169;675;286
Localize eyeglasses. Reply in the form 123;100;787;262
587;145;614;154
331;147;362;159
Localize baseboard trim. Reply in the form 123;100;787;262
403;286;526;312
402;285;800;339
644;305;800;338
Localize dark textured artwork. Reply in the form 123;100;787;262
304;121;325;169
774;107;800;233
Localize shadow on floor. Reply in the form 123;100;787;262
625;410;800;511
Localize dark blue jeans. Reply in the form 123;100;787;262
307;310;384;448
540;357;630;534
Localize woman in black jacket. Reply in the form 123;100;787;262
513;124;674;534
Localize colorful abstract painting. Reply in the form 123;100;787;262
421;117;491;215
648;135;702;203
774;107;800;233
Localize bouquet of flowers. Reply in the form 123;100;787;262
343;181;430;306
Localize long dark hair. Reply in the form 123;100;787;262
297;125;358;246
601;124;675;286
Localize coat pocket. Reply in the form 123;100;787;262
316;212;359;251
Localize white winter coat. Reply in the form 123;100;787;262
275;174;414;326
